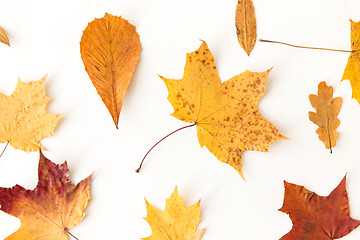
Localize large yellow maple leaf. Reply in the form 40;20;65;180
143;187;204;240
0;76;61;152
0;151;92;240
161;41;286;178
342;20;360;103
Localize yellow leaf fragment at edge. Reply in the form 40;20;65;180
342;20;360;103
309;81;342;151
0;75;61;152
143;187;204;240
160;41;287;179
0;26;10;46
235;0;257;55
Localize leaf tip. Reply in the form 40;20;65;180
0;26;10;46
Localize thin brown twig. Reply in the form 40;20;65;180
67;229;79;240
136;123;196;173
0;142;9;159
259;39;353;53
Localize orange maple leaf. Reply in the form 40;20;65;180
0;151;92;240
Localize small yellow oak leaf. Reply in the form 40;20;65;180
161;41;286;179
342;20;360;103
0;151;92;240
0;75;61;152
309;81;342;152
143;187;204;240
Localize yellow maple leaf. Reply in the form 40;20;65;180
0;151;92;240
0;76;61;152
309;81;342;152
143;187;204;240
160;41;286;179
342;20;360;103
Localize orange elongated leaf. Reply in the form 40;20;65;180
280;176;360;240
342;20;360;103
0;26;10;46
309;81;342;152
0;151;92;240
143;187;204;240
0;76;61;152
235;0;256;55
160;41;286;179
80;13;141;128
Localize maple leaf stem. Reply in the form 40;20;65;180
0;142;9;159
259;39;353;53
66;229;79;240
136;123;196;173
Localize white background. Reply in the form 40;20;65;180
0;0;360;239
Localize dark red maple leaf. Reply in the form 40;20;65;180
280;176;360;239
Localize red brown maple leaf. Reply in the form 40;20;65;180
280;176;360;239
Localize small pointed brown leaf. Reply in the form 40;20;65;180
80;13;141;128
235;0;256;55
0;26;10;46
309;81;342;152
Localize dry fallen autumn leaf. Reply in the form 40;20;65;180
0;26;10;46
143;187;204;240
309;81;342;153
0;76;61;153
235;0;257;55
280;176;360;240
261;20;360;104
80;13;141;128
137;41;286;179
0;150;92;240
342;20;360;103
